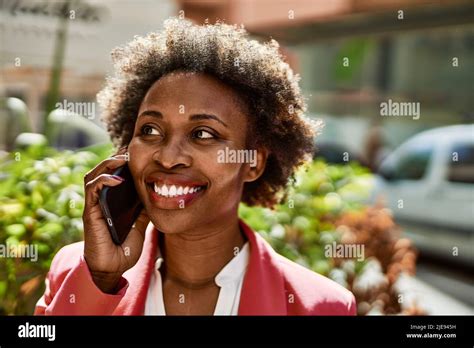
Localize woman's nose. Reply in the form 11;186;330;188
151;137;192;169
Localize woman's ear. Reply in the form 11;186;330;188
243;147;269;183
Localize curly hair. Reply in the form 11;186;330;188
97;18;319;208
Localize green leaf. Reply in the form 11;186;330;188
6;224;27;238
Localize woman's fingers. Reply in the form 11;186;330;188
131;210;150;240
121;210;150;263
85;173;124;205
113;146;128;157
84;145;128;183
83;155;128;184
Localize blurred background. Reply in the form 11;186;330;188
0;0;473;315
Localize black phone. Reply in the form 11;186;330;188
99;165;143;245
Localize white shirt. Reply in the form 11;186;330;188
144;241;249;315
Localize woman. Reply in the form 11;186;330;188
35;19;356;315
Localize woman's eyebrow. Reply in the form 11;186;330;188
138;110;228;128
190;113;228;128
138;110;163;119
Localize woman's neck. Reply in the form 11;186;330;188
159;217;246;289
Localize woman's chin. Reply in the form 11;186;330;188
147;211;199;234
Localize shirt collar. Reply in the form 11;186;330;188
153;240;250;287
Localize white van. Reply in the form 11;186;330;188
371;125;474;265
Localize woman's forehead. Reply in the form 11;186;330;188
140;71;248;119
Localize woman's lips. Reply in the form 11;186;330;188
146;181;207;209
153;182;204;197
144;174;208;209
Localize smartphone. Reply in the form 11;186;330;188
99;165;143;245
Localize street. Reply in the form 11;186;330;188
416;256;474;308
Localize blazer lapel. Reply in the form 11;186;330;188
115;222;158;315
238;220;288;315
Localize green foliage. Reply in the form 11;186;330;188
239;160;374;287
0;142;113;314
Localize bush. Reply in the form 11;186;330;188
0;142;113;314
335;206;419;314
239;160;373;275
239;160;419;315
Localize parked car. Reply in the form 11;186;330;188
371;124;474;266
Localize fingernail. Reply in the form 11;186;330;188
111;175;125;181
111;154;127;160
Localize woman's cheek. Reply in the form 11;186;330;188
126;141;149;184
211;163;246;195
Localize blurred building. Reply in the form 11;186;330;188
0;0;176;133
180;0;474;163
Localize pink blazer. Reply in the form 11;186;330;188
35;220;356;315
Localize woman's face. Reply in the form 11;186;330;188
127;71;265;234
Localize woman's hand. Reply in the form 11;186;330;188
82;147;150;293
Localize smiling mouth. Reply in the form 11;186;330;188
152;183;206;198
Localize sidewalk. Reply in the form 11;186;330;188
395;273;474;315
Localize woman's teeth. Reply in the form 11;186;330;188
153;183;204;197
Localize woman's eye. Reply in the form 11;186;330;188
141;125;160;136
194;130;215;140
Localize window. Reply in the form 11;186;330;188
448;143;474;184
392;144;433;180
